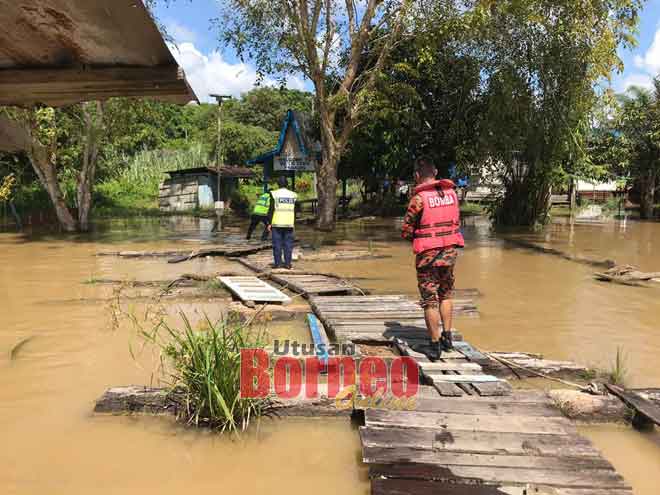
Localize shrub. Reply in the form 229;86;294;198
229;188;251;215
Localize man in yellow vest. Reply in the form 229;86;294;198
267;176;297;269
246;190;271;241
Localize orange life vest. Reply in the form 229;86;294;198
412;179;464;254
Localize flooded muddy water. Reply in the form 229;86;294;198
1;214;660;494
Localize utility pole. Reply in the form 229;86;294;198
210;93;232;210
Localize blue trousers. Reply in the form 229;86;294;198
272;227;294;267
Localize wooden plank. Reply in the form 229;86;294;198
605;384;660;426
365;409;576;435
412;397;562;417
432;383;465;397
424;373;501;384
470;381;513;397
219;276;291;304
359;426;602;457
368;464;626;489
362;447;613;470
418;362;482;372
371;478;633;495
453;341;489;362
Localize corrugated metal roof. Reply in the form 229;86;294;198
165;166;255;179
0;0;196;106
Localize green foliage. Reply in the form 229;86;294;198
208;120;278;166
229;188;252;215
607;347;628;387
95;144;207;216
615;80;660;218
139;312;273;433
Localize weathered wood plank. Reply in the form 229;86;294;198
362;447;613;470
424;373;502;384
411;397;563;417
418;362;482;372
365;409;576;435
359;426;602;457
368;464;626;489
605;384;660;427
371;478;633;495
469;380;514;397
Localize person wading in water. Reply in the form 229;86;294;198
267;176;297;269
246;190;271;241
401;157;464;361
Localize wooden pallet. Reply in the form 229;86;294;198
360;402;631;495
309;295;479;345
219;276;291;304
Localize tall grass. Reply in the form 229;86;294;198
96;143;208;214
607;347;628;387
138;312;273;433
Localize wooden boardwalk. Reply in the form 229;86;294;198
309;294;479;344
360;394;631;495
236;253;363;298
307;292;631;493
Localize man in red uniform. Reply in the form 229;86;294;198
401;157;464;361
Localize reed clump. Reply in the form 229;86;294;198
139;312;273;433
607;347;628;387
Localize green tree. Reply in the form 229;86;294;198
618;80;660;219
472;0;642;226
219;0;414;230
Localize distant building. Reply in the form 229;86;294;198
577;180;618;202
158;166;254;212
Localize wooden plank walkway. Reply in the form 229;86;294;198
97;241;271;262
219;276;291;304
309;294;479;344
359;391;632;494
236;253;364;298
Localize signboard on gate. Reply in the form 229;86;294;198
273;154;316;171
273;120;317;171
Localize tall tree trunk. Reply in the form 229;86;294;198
639;169;657;220
317;144;339;231
316;107;340;231
77;102;104;232
27;144;77;232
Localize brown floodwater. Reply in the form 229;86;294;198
1;214;660;494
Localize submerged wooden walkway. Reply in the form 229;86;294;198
307;293;631;494
236;253;364;298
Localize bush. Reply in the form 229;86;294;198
229;188;251;216
140;312;273;433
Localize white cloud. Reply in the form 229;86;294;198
621;73;654;91
634;28;660;75
168;42;310;102
620;27;660;91
164;19;198;44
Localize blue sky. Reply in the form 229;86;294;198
154;1;660;102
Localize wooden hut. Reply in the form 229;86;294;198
159;166;254;212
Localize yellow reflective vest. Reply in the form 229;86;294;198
271;188;297;228
253;193;271;216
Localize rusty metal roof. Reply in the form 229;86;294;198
166;166;256;179
0;0;196;106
